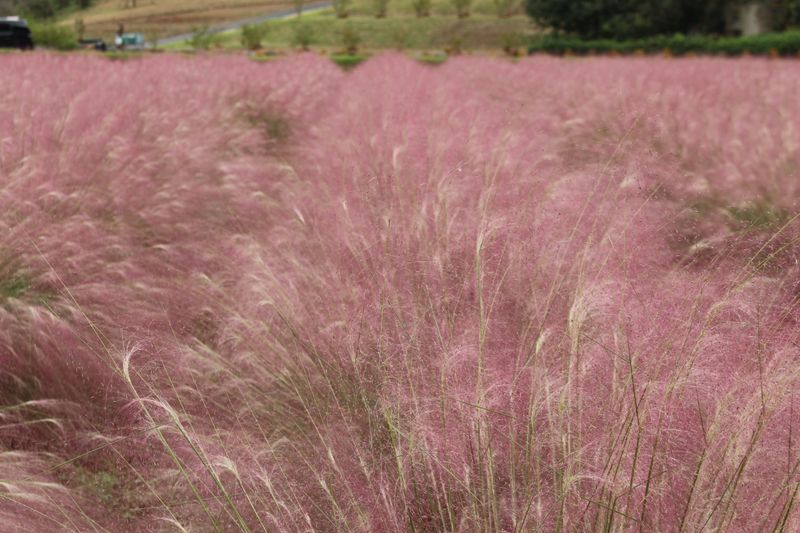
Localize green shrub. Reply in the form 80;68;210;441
30;22;76;50
446;35;464;54
341;24;360;54
330;54;366;69
333;0;350;18
501;32;524;54
417;53;448;65
189;26;216;50
146;31;162;49
292;22;314;50
528;30;800;57
373;0;389;18
411;0;431;17
391;27;411;49
73;17;85;41
453;0;471;18
241;23;267;50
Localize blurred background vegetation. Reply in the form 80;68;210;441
525;0;800;39
4;0;800;56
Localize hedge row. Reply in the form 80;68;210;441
29;22;77;50
529;31;800;57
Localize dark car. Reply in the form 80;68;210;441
0;17;33;50
79;38;107;52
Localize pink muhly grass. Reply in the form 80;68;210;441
0;51;799;531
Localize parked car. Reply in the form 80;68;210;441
115;32;145;50
0;17;33;50
79;38;107;52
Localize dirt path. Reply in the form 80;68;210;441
154;1;332;46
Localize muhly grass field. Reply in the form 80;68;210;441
1;52;800;532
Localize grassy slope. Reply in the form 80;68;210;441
167;0;535;51
61;0;295;41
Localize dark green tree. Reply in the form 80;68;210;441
776;0;800;26
525;0;736;39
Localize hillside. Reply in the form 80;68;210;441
61;0;295;40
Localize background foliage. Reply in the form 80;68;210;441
529;28;800;54
525;0;800;39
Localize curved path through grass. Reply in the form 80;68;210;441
154;1;332;47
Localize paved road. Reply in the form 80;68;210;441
154;1;333;47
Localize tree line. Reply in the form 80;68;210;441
525;0;800;39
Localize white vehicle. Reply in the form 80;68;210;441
116;32;145;50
